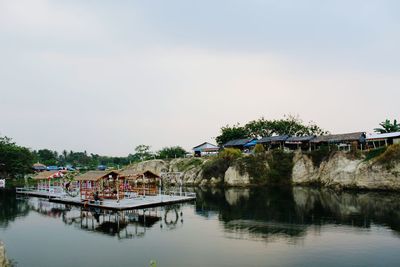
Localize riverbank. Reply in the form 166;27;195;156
128;145;400;191
0;242;10;267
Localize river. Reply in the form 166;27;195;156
1;187;400;267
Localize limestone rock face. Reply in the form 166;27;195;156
130;160;168;175
224;166;251;186
292;151;318;184
318;152;362;188
355;162;400;190
292;151;400;190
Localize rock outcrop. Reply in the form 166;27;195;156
0;242;9;267
224;166;251;186
126;149;400;190
292;151;400;190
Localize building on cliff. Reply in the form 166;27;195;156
257;135;290;150
311;132;366;151
366;132;400;149
192;142;219;157
223;138;257;151
285;135;316;151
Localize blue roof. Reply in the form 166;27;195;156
244;140;258;147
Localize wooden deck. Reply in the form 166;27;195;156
16;188;196;210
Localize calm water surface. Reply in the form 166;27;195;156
1;187;400;267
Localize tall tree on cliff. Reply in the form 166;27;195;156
157;146;187;159
0;136;34;179
374;119;400;133
215;115;328;145
215;124;250;146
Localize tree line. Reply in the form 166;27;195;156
215;115;329;146
0;136;187;179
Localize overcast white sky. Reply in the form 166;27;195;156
1;0;399;156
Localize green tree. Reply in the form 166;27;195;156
0;136;35;178
157;146;187;159
134;145;152;161
374;119;400;133
34;149;58;165
215;124;249;146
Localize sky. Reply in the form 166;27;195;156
1;0;399;156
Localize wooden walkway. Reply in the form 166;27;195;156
16;188;196;211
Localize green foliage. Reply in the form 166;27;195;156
253;144;266;154
215;115;328;145
218;148;242;160
364;147;387;162
373;144;400;169
266;150;294;186
33;149;58;165
245;115;328;138
202;148;242;180
0;136;35;178
306;146;334;167
176;158;203;172
157;146;187;159
134;145;152;160
236;153;269;184
215;124;249;146
374;119;400;133
236;150;294;185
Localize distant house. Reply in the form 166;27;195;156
46;166;59;171
32;163;46;172
223;138;257;150
285;135;316;150
97;165;107;171
366;132;400;149
192;142;219;157
311;132;366;150
257;135;290;150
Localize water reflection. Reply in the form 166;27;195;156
2;187;400;243
0;190;30;228
195;186;400;241
24;196;184;239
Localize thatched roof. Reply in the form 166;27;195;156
224;138;255;147
74;170;119;181
33;171;60;180
258;135;289;143
119;170;160;180
33;163;46;168
311;132;366;144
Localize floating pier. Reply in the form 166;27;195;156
16;187;196;211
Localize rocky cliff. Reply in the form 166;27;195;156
127;146;400;190
292;150;400;190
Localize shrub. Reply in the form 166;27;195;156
202;158;231;180
253;144;266;154
373;144;400;169
364;147;387;162
201;148;242;179
306;145;334;167
266;150;294;186
218;148;242;160
236;153;269;184
236;150;294;186
176;158;203;172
